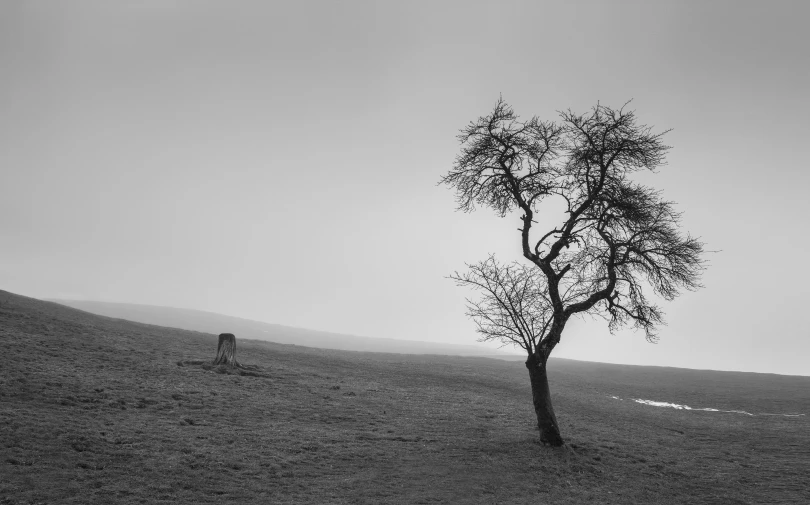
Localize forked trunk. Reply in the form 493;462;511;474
526;353;564;446
213;333;239;366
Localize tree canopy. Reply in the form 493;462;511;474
450;256;553;356
442;99;705;355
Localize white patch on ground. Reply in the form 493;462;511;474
608;396;805;417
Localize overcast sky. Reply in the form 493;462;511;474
2;0;808;375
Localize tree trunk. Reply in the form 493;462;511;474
526;353;564;446
213;333;239;366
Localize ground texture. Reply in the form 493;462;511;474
1;290;808;504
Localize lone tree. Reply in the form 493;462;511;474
213;333;239;367
441;99;706;446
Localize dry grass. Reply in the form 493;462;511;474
1;290;808;504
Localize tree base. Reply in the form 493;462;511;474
526;354;564;447
213;333;239;367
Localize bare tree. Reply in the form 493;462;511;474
441;99;706;446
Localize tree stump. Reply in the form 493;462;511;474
213;333;239;366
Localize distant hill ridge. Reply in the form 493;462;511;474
2;289;806;387
48;299;522;358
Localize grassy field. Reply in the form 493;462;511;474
1;290;808;504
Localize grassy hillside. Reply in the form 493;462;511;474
1;290;808;504
50;299;518;358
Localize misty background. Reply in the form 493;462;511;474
1;1;808;375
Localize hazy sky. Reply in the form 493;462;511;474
2;1;809;375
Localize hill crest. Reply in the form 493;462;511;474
48;298;522;358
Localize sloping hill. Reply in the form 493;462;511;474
2;289;808;504
50;299;519;358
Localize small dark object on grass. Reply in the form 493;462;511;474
213;333;239;367
176;336;269;377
